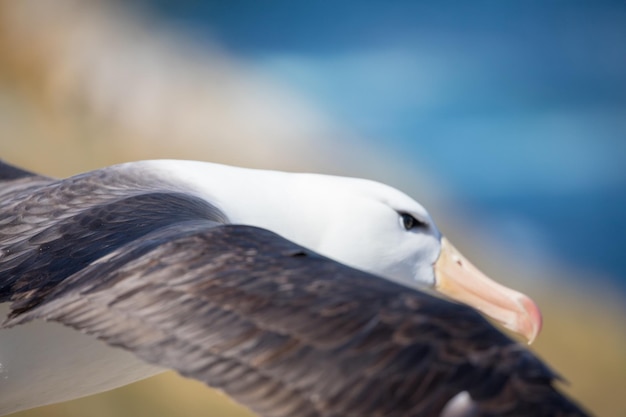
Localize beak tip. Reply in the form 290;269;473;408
520;295;543;344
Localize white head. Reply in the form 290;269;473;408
295;176;442;289
290;174;542;343
153;160;542;343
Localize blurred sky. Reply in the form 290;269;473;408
136;0;626;290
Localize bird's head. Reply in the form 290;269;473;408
287;175;543;343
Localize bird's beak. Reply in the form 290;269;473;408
434;237;542;344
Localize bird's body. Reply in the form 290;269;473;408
0;160;588;416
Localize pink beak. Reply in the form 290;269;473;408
434;237;543;344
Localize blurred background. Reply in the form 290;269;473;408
1;1;624;416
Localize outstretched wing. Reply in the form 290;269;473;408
4;225;589;417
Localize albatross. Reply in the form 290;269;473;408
0;159;588;417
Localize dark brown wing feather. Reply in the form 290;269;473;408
0;160;53;198
0;162;227;303
0;159;43;182
3;221;590;417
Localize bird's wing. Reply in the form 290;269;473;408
0;159;53;197
2;226;588;417
0;160;227;304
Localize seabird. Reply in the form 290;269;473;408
0;159;588;416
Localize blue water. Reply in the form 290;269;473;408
140;1;626;289
474;187;626;286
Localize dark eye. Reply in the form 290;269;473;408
399;213;425;231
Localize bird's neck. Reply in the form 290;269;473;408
145;160;331;251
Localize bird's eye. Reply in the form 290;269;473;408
399;213;425;231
